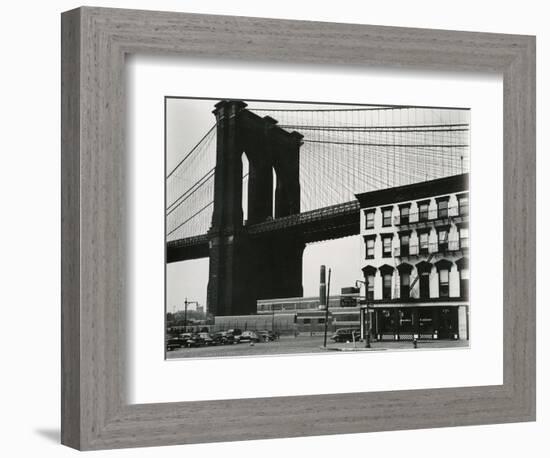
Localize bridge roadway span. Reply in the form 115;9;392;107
166;200;360;263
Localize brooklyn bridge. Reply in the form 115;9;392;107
166;100;469;317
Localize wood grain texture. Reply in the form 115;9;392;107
61;6;536;450
60;7;81;449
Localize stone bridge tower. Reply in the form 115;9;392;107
207;100;305;316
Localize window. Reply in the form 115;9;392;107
438;230;448;251
437;199;449;218
459;227;469;248
400;233;410;256
418;307;434;334
460;267;469;298
383;274;392;299
439;269;450;298
365;237;375;259
458;194;469;215
303;318;311;324
382;207;392;227
367;275;375;301
418;202;429;221
399;205;410;224
382;236;393;258
318;318;325;324
419;232;429;253
419;272;430;299
400;272;410;299
365;210;375;229
399;309;414;333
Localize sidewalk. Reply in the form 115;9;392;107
324;339;469;352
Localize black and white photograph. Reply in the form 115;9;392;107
165;98;470;358
1;0;542;455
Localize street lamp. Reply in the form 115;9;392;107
355;280;371;348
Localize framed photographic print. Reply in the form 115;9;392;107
61;6;535;450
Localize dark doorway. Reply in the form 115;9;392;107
436;307;458;339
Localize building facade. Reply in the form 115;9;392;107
356;174;470;341
257;292;361;333
213;290;363;335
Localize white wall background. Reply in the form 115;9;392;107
0;1;546;457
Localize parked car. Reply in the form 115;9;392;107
185;333;207;347
331;328;361;343
166;335;186;351
179;333;193;345
257;330;276;342
226;329;242;343
237;330;260;343
198;332;215;346
212;331;235;345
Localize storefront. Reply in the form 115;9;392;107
373;305;467;341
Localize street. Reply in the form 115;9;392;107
166;335;469;359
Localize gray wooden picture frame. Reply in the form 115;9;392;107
61;6;536;451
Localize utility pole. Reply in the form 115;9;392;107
323;268;332;348
184;298;187;332
356;280;371;348
183;298;199;332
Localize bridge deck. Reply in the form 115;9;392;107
166;200;360;263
